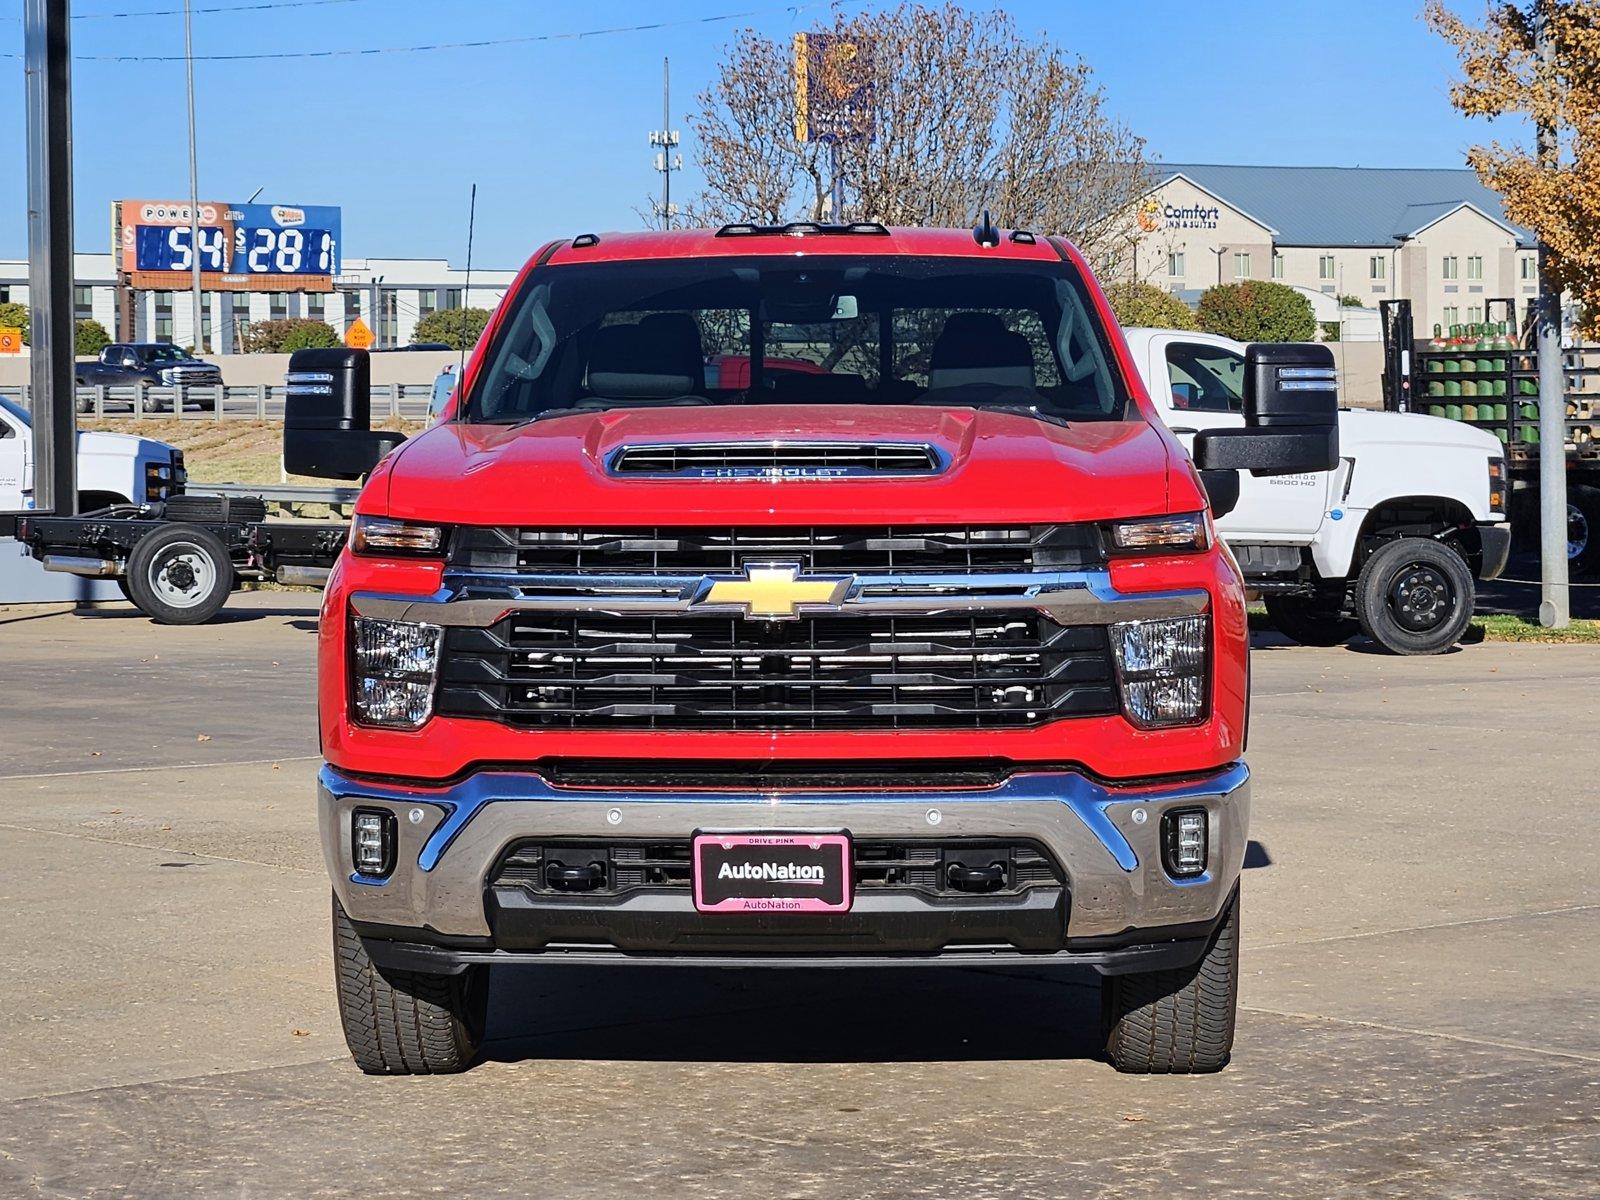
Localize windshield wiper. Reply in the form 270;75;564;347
966;402;1073;429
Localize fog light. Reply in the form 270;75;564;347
1163;808;1208;878
351;617;442;729
352;808;396;878
1112;616;1209;728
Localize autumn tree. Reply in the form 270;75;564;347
1427;1;1600;334
686;2;1148;262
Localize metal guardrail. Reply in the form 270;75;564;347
0;382;434;421
187;482;362;504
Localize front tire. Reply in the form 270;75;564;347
333;895;487;1075
1354;537;1475;655
124;523;234;624
1103;890;1239;1074
1264;590;1358;646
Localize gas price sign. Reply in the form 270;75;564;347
116;199;342;292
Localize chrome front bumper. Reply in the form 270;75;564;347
320;761;1250;949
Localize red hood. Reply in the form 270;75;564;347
369;405;1182;526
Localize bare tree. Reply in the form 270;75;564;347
686;2;1149;262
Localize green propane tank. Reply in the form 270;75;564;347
1443;379;1461;397
1462;403;1479;420
1426;324;1447;372
1445;403;1463;420
1427;404;1445;417
1461;379;1478;398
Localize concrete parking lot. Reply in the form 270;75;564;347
1;593;1596;1198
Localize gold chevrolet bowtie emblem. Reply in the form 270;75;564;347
701;563;852;619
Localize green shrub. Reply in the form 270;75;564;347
75;318;111;357
1103;282;1197;331
1197;281;1316;342
1337;294;1365;308
242;318;341;354
0;301;29;346
1319;320;1342;342
412;307;491;351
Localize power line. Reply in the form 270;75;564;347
0;0;369;20
0;3;831;60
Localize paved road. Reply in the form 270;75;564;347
1;594;1596;1198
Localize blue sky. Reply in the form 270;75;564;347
1;0;1501;269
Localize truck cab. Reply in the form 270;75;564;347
290;224;1339;1077
1124;327;1510;653
0;393;183;514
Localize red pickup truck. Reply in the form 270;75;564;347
287;222;1337;1076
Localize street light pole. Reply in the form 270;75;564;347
1534;8;1569;628
23;0;76;518
183;0;204;351
1212;246;1228;285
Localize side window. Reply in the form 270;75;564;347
1164;342;1245;413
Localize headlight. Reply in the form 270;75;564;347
1111;615;1210;728
1107;513;1210;554
351;617;442;729
350;514;448;557
1487;458;1506;516
144;461;174;502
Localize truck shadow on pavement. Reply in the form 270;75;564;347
477;963;1109;1065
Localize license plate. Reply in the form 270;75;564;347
692;833;852;913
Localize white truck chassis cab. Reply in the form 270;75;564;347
1124;328;1509;654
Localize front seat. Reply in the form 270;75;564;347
585;313;706;402
927;312;1036;390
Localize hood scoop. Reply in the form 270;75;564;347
607;440;944;480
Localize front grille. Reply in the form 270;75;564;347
491;838;1063;899
609;441;941;477
451;524;1102;575
436;612;1118;730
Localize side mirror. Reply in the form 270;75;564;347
1199;469;1240;519
1192;342;1339;477
283;348;406;480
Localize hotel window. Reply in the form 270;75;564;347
1442;306;1459;326
418;289;438;318
307;293;325;319
442;287;463;310
1467;256;1483;280
1233;252;1251;278
1271;253;1284;279
1468;305;1483;324
1520;255;1536;280
1442;256;1458;279
230;294;250;340
1167;251;1185;277
1369;256;1386;280
269;293;288;320
73;286;94;323
1318;255;1336;280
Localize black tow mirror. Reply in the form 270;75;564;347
282;348;406;481
1193;343;1339;477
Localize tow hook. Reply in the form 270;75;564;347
545;860;607;892
946;861;1009;893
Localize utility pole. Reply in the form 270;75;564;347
183;0;204;351
1534;6;1570;628
1212;246;1228;285
648;58;681;229
23;0;76;518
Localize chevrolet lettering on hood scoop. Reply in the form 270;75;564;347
607;440;944;480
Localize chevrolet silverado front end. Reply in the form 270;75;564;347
299;224;1338;1075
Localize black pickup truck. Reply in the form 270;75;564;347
75;343;223;411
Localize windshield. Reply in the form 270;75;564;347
465;254;1132;424
139;346;193;363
